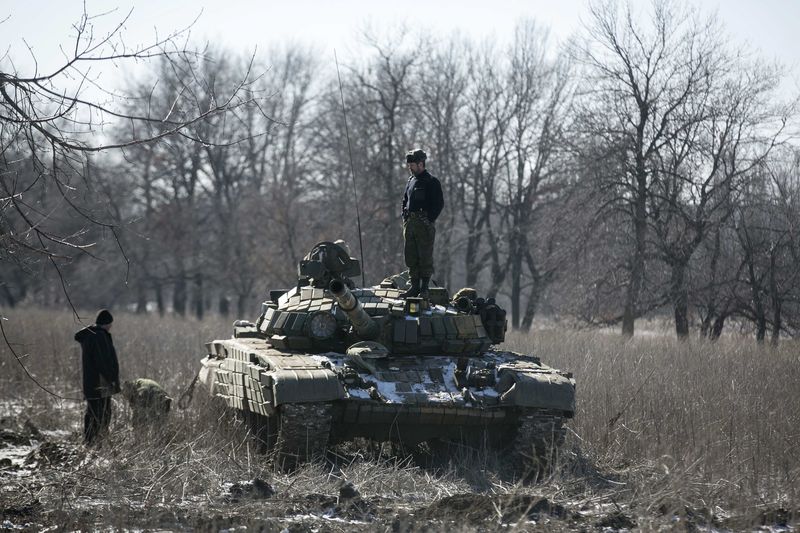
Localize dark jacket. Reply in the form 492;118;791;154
402;170;444;222
75;325;120;400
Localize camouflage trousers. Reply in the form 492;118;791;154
403;213;436;279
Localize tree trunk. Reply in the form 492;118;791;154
237;294;248;318
464;232;481;287
520;249;544;331
486;225;506;298
771;300;781;347
173;277;187;316
769;252;781;347
520;278;542;332
670;262;690;338
756;316;767;343
746;259;766;343
509;234;522;330
219;296;230;317
700;230;722;339
622;187;647;337
155;283;165;316
0;285;18;307
710;314;726;340
136;284;147;314
193;273;204;320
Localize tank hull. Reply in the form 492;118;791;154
199;336;574;464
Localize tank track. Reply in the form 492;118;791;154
511;410;566;476
275;402;333;468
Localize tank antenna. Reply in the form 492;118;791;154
334;49;366;287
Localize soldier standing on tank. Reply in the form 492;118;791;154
401;149;444;299
74;309;121;445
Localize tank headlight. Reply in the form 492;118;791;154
308;311;337;340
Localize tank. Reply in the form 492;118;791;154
197;241;576;471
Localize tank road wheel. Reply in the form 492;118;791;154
274;402;333;470
511;410;566;479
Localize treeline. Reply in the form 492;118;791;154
1;1;798;341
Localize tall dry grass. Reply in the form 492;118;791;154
0;307;229;401
506;328;800;513
1;306;798;528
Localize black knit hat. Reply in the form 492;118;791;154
96;309;113;326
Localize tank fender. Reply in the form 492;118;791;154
269;368;347;406
496;368;575;415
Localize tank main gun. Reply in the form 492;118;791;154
329;279;380;340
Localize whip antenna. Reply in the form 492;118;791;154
334;49;366;287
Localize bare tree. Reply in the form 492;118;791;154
0;7;259;310
499;21;574;329
764;151;800;342
692;224;742;339
457;42;511;290
650;52;789;337
571;0;728;336
731;151;800;342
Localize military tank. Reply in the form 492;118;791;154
197;241;575;471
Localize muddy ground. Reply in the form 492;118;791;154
1;400;796;532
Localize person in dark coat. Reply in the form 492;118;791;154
401;148;444;298
74;309;120;445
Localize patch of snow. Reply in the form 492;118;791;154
284;513;370;526
0;444;33;468
0;400;28;418
441;362;458;391
40;429;70;438
2;520;32;530
347;389;371;400
374;380;402;403
312;350;510;407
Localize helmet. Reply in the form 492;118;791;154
405;149;427;163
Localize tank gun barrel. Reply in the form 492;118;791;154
329;280;380;340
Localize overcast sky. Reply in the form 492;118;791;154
2;0;799;94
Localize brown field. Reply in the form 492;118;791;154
1;307;798;531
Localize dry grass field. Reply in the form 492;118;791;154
1;307;798;531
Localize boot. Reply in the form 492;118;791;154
401;278;420;299
419;277;431;299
